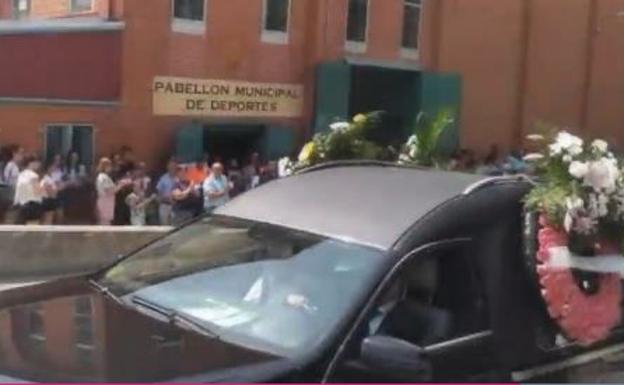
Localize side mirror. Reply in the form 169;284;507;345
360;335;431;381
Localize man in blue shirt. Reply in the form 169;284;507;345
156;159;178;225
203;162;230;213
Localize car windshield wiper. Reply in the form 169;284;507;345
131;295;220;339
88;279;125;306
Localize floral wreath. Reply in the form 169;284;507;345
278;110;456;177
525;131;624;346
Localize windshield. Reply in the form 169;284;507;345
100;216;384;357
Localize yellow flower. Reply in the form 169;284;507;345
353;114;367;124
298;141;316;162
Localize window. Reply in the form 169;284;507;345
402;0;422;56
100;217;385;357
173;0;204;20
367;246;488;347
262;0;290;44
12;0;29;19
172;0;205;34
263;0;289;32
328;242;492;382
346;0;368;50
45;124;94;169
70;0;93;13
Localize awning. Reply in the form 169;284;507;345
0;18;124;35
344;56;423;72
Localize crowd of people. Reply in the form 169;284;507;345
0;145;89;225
0;140;534;227
0;145;279;226
448;144;532;176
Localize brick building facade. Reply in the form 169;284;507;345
0;0;623;169
0;0;110;19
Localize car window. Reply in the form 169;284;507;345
429;248;488;339
99;216;385;357
368;245;488;347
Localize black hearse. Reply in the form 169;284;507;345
0;163;622;383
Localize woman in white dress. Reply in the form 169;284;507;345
95;158;130;225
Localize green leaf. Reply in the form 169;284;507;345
409;109;455;166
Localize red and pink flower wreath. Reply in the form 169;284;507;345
536;216;622;346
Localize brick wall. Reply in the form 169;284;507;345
0;0;12;19
0;31;122;100
432;0;624;154
1;0;624;167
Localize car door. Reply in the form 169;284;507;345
325;239;501;383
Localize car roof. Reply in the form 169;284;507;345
216;164;487;250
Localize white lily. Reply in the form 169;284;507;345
329;122;350;131
277;157;293;178
584;157;620;193
550;131;584;157
526;134;545;141
569;161;589;179
523;153;544;162
592;139;609;153
588;193;609;218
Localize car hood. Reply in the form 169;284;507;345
0;277;290;383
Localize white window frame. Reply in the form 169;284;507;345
171;0;206;35
69;0;94;14
344;0;370;54
261;0;291;45
13;0;30;19
400;0;423;60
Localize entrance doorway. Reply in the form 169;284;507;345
203;124;264;165
350;66;420;147
314;60;462;155
175;122;294;165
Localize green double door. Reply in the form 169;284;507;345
314;60;462;155
175;122;295;164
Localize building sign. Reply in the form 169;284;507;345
152;76;304;118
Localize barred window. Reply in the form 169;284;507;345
12;0;30;19
263;0;290;33
45;124;94;169
70;0;93;13
346;0;368;43
173;0;204;21
402;0;423;50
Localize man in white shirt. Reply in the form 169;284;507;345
3;146;23;186
203;162;230;212
14;156;43;225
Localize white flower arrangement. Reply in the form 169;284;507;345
329;121;350;132
525;130;624;242
549;131;584;158
278;157;294;178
